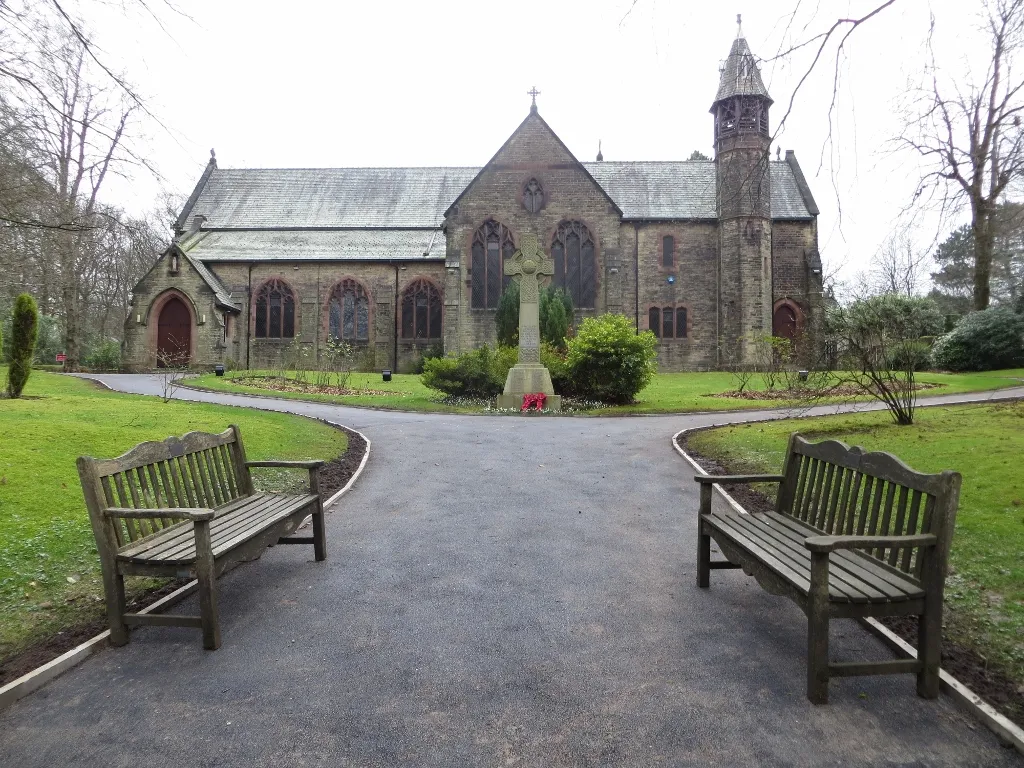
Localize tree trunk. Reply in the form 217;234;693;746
973;208;995;311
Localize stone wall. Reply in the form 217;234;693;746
444;113;624;356
124;256;445;373
634;221;720;370
122;253;230;371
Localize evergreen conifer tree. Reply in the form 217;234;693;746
7;293;39;398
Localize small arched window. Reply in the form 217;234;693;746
552;221;596;309
471;220;515;309
254;278;296;339
328;279;370;342
401;279;442;339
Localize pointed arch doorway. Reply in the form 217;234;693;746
157;297;192;367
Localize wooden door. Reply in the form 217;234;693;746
157;297;191;367
772;304;798;341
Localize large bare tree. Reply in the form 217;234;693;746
901;0;1024;310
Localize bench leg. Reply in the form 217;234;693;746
807;551;830;704
697;484;712;588
194;521;221;650
104;570;129;647
697;520;711;589
917;594;942;698
312;506;327;562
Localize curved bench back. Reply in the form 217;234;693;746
777;434;961;580
77;426;252;550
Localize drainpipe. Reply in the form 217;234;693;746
393;264;399;372
246;264;252;370
633;223;640;332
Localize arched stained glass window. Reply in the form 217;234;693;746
254;278;296;339
471;220;515;309
328;279;370;342
401;279;442;339
551;221;596;309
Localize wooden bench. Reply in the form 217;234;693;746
77;425;327;650
695;433;961;704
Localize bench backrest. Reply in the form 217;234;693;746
77;425;253;550
777;434;961;580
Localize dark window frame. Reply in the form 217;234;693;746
662;235;675;268
327;278;371;343
648;305;688;340
253;278;296;339
471;220;515;310
401;278;443;340
552;220;597;309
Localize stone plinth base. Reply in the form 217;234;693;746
497;363;561;412
496;393;562;412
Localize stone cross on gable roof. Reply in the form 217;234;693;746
528;86;540;113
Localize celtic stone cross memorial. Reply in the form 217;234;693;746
496;234;562;412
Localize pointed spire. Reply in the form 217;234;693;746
596;140;604;162
736;13;743;38
712;25;772;105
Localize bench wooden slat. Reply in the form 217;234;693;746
120;494;316;565
147;495;314;564
765;513;924;599
710;510;923;603
711;512;874;602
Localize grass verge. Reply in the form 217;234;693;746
184;368;1024;415
686;401;1024;697
0;369;347;664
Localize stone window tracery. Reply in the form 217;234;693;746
401;279;442;339
522;178;544;214
471;220;515;309
254;278;296;339
551;221;596;309
328;278;370;342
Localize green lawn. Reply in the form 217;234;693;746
687;402;1024;688
0;369;347;663
184;368;1024;415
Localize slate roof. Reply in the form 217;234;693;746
183;167;478;229
182;229;445;262
178;157;815;263
714;36;772;104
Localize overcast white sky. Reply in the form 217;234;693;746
77;0;995;286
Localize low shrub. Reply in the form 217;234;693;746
85;339;122;371
541;342;572;394
413;341;445;374
931;307;1024;371
421;345;503;398
565;314;657;404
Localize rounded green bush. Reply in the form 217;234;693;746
931;307;1024;371
565;314;657;404
420;345;503;398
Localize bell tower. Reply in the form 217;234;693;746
712;16;774;365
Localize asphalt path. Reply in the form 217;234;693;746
2;375;1023;767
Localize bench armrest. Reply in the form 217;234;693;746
804;533;937;553
694;474;785;485
245;460;325;469
104;507;216;522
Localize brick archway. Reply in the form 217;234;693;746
772;299;804;341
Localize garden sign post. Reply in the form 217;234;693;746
496;234;562;412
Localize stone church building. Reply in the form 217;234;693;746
123;29;822;373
